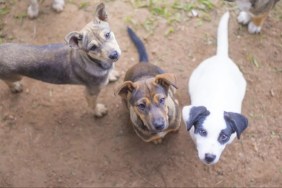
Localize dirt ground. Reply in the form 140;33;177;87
0;0;281;187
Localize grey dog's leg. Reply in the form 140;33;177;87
108;69;120;82
85;87;107;117
3;75;23;93
108;64;120;82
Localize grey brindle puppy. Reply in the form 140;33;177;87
0;3;121;117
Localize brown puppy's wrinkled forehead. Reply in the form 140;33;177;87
129;78;167;105
116;73;177;103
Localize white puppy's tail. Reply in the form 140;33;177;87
216;11;230;57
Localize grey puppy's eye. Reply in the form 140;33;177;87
105;32;111;39
90;45;97;51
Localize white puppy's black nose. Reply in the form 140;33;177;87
205;153;216;163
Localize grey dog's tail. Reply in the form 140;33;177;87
127;27;148;63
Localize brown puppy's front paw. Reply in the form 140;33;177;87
94;103;108;117
9;82;23;93
109;70;120;82
153;138;163;144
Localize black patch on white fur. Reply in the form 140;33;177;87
186;106;210;131
217;125;233;145
224;112;248;139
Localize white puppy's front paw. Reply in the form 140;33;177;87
248;22;261;34
94;103;108;117
109;69;120;82
27;4;39;19
52;0;65;12
237;11;251;25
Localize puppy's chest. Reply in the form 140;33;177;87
82;71;110;87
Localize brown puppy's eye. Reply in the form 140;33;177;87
159;98;165;105
137;103;146;111
90;45;97;51
105;32;111;39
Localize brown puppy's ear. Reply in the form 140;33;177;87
115;81;136;99
95;3;108;21
155;73;178;91
65;31;83;49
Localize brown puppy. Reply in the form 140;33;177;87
116;27;181;144
0;3;121;117
226;0;280;33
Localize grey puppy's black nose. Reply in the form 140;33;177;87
205;153;216;163
153;118;165;130
109;51;119;60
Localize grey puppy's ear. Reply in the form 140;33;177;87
224;112;248;139
65;31;83;49
186;106;210;131
95;3;108;21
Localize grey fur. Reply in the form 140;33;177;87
0;3;121;117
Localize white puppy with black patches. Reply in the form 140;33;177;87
182;12;248;165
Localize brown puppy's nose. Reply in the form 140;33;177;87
109;51;119;60
153;118;165;130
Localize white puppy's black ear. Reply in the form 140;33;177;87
186;106;210;131
224;112;248;139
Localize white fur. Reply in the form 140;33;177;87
235;0;264;34
9;81;23;93
27;0;39;19
237;11;251;25
28;0;65;19
248;22;262;33
94;103;108;117
52;0;65;12
182;12;247;165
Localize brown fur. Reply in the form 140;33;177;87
251;13;268;27
116;60;181;144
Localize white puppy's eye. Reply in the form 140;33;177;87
198;128;207;137
219;133;229;142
